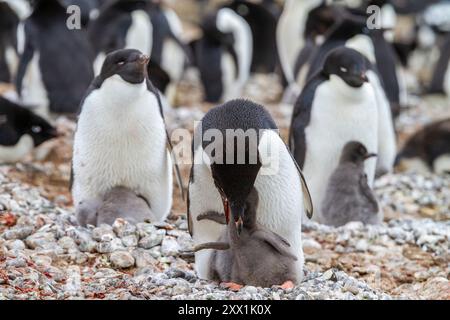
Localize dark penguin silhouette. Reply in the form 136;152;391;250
428;33;450;95
225;0;280;73
191;8;252;102
322;141;381;227
15;0;94;114
194;188;299;288
88;0;190;92
396;118;450;174
0;1;20;83
76;186;154;226
0;96;57;163
188;99;312;281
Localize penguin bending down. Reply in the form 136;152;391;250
72;49;180;223
289;47;379;223
395;118;450;175
15;0;94;116
76;187;154;227
194;188;298;288
188;99;313;281
0;96;57;163
192;8;252;103
322;141;381;227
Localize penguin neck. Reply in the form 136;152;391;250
328;75;369;101
98;75;148;113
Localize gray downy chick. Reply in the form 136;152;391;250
194;188;299;288
322;141;381;227
76;186;154;226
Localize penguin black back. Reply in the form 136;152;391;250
16;0;94;114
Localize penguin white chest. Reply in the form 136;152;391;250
73;76;172;221
303;76;379;222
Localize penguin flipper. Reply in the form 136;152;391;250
253;230;298;261
284;144;313;219
166;129;186;201
194;242;230;252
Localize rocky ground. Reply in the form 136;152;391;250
0;73;449;300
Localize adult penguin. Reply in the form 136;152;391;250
289;47;379;223
188;99;313;281
15;0;94;116
0;1;20;83
192;8;252;103
225;0;280;73
89;0;190;94
72;49;183;223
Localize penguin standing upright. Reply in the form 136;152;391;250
289;47;379;223
89;0;189;94
15;0;94;115
322;141;381;227
188;99;312;281
192;8;252;103
0;1;20;83
0;96;57;163
72;49;175;223
297;14;397;176
225;0;280;73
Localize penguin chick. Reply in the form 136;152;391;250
76;187;154;227
195;188;299;288
322;141;381;227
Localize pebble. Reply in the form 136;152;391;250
161;237;180;256
139;233;164;249
110;251;135;269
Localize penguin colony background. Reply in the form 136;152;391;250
0;0;449;291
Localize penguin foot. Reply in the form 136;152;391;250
221;282;243;291
279;281;295;290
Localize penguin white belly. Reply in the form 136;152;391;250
5;46;18;80
0;134;34;163
125;10;153;56
189;146;227;279
73;76;172;222
21;53;50;118
433;154;450;174
190;132;305;280
367;71;396;175
303;77;378;223
161;38;184;82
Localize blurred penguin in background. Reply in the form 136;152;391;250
396;118;450;175
89;0;190;98
191;7;252;103
225;0;280;74
15;0;94;116
0;0;31;84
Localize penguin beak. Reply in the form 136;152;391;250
138;54;150;66
222;197;230;225
364;153;377;160
360;73;369;83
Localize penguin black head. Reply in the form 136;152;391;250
99;49;150;84
200;99;277;234
0;97;58;147
340;141;377;165
322;47;369;87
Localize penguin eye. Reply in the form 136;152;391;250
340;67;348;73
31;125;42;133
117;60;125;66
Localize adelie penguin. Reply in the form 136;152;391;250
191;8;252;103
15;0;94;116
322;141;381;227
188;99;313;281
89;0;190;94
395;118;450;175
289;47;379;223
0;95;57;163
194;188;298;289
72;49;183;225
297;14;397;176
